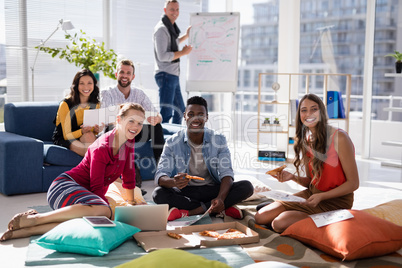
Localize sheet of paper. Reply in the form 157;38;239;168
259;190;306;203
83;106;119;127
167;207;211;228
83;106;155;126
309;209;354;228
83;109;102;127
143;111;157;125
103;105;119;125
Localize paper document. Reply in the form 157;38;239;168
83;106;119;127
309;209;354;228
260;190;306;203
143;111;157;125
83;106;155;126
167;207;211;228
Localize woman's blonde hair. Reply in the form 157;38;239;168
118;103;145;118
293;93;329;182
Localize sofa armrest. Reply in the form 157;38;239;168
0;132;44;195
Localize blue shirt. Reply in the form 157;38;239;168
154;128;234;185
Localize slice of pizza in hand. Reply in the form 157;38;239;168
265;165;287;176
185;174;205;181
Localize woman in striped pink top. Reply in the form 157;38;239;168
1;103;145;241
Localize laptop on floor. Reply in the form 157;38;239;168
114;204;169;231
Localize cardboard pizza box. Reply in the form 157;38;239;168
133;221;259;252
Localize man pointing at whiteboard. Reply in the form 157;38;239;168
153;0;192;125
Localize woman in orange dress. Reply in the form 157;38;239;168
255;93;359;233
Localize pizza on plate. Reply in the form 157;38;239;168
217;229;247;240
199;228;247;240
199;230;220;238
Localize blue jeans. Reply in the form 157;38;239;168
155;72;185;124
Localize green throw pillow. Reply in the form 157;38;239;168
116;248;231;268
34;218;140;256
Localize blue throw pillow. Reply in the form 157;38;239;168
34;218;140;256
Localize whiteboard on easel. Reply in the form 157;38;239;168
186;12;240;93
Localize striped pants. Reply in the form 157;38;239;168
47;173;109;210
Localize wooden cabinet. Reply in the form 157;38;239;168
257;73;351;162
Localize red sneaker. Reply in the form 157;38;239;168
167;207;189;221
224;206;243;219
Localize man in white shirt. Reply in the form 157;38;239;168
101;59;165;189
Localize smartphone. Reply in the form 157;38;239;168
83;216;116;227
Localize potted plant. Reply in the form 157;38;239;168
263;118;270;125
384;50;402;73
38;30;118;79
271;117;283;132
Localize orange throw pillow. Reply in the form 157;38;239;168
362;199;402;226
281;210;402;261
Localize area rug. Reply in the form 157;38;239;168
226;199;402;268
25;206;253;267
25;238;254;267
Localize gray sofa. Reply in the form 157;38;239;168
0;102;182;196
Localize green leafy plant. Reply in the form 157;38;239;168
384;50;402;62
37;30;118;79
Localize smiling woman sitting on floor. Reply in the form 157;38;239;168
1;103;145;242
254;93;359;232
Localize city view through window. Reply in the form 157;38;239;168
1;0;401;162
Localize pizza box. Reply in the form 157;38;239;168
133;221;259;252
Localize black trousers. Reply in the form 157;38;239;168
134;123;165;163
152;180;254;212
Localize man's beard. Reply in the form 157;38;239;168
118;79;131;88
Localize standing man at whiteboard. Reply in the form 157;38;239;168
153;0;192;124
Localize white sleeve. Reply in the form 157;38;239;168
100;90;112;108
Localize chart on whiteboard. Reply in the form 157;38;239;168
188;13;240;82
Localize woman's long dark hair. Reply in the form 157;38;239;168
293;93;329;182
66;69;99;106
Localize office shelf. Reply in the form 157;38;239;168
257;73;351;162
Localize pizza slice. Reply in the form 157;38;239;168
265;164;287;176
199;230;220;238
167;232;182;240
185;174;205;181
217;229;247;240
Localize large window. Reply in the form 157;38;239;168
2;0;401;162
4;0;200;103
369;0;402;164
5;0;104;102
